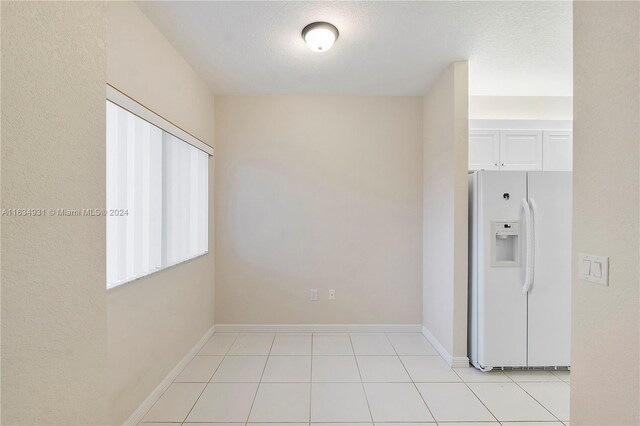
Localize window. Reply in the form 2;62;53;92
106;88;211;289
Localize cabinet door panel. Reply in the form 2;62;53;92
543;130;572;171
469;130;500;171
499;130;543;171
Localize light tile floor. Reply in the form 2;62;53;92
139;332;570;426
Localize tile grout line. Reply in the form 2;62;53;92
137;332;240;424
550;368;571;384
460;362;517;423
146;332;567;425
510;376;566;423
180;332;240;424
142;333;430;425
388;333;437;424
244;333;276;424
450;366;501;424
202;353;228;383
456;367;569;424
476;367;568;424
349;333;375;423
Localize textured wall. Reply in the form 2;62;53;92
106;2;216;424
469;96;573;120
422;62;469;360
572;2;640;424
1;2;107;423
214;96;423;324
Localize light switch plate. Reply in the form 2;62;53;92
579;253;609;286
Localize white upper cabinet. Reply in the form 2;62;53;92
468;120;572;172
499;130;543;171
543;130;573;171
469;130;500;171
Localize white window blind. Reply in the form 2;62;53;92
106;100;209;289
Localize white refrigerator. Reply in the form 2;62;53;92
468;171;571;371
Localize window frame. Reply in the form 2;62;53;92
106;85;214;156
106;85;213;290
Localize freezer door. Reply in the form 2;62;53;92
476;171;528;368
527;172;572;367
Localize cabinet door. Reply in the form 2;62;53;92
543;130;572;171
499;130;543;171
469;130;500;171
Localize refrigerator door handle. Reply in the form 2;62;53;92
526;198;539;294
521;198;533;294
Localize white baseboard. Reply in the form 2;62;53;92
451;356;471;368
214;324;422;333
421;325;470;368
123;325;216;426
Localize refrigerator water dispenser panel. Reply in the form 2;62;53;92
491;222;520;267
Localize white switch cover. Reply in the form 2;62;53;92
581;259;591;276
328;290;336;300
310;289;318;301
579;253;609;286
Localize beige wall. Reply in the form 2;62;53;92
215;96;423;324
106;2;214;142
572;2;639;425
422;62;469;361
106;2;216;424
1;2;107;423
469;96;573;120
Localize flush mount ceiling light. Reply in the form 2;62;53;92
302;22;339;52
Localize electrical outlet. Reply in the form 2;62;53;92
328;289;336;300
310;289;318;301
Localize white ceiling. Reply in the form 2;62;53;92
138;1;572;96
